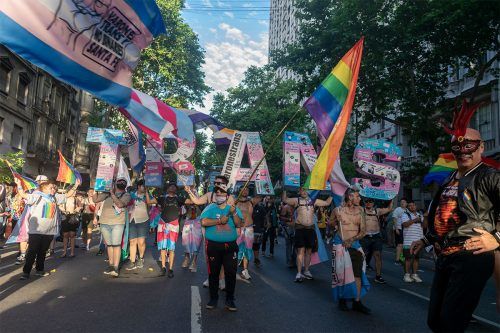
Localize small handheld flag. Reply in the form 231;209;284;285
1;159;38;191
56;150;82;185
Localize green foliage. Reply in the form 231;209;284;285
274;0;499;179
209;65;313;182
0;151;26;183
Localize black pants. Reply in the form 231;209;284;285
23;234;53;275
206;240;238;301
262;227;276;255
428;251;494;333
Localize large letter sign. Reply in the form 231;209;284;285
352;139;401;200
283;131;330;191
222;131;274;195
86;127;127;192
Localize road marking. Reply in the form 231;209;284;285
0;284;16;295
0;248;63;271
0;250;18;258
400;288;500;329
191;286;202;333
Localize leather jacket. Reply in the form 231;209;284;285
424;162;499;247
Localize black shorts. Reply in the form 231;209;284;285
81;213;94;230
294;228;316;249
252;232;263;251
347;248;363;278
395;230;404;245
360;233;383;253
61;214;80;233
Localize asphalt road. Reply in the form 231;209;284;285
0;232;498;333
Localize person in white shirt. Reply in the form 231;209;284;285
400;200;424;283
392;198;408;265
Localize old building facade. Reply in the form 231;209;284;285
0;45;94;183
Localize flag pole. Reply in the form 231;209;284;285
234;107;302;203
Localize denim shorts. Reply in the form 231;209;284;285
100;224;125;246
129;220;149;239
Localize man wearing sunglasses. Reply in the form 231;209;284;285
411;126;499;332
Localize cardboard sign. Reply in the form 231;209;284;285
144;138;163;188
221;131;274;195
86;127;126;192
352;139;401;200
283;131;331;191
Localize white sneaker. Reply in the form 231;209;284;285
302;270;313;280
203;279;209;288
403;273;413;283
241;269;251;280
411;274;423;283
219;279;226;290
181;256;190;268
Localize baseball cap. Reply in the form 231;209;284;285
35;175;49;183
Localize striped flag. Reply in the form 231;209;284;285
56;150;82;185
124;120;146;173
306;38;364;190
0;0;165;107
181;108;234;145
1;159;38;191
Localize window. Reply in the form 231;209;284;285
17;72;30;105
11;124;23;149
474;104;493;141
0;57;13;94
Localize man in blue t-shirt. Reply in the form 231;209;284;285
200;183;243;312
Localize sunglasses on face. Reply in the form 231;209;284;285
451;139;481;155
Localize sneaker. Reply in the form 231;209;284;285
394;261;401;265
109;269;119;277
203;278;209;287
339;299;349;311
168;269;174;278
219;279;226;290
20;273;30;280
35;270;50;277
206;298;218;310
160;267;167;276
241;269;251;280
302;270;313;280
403;273;413;283
374;276;386;284
96;250;103;256
125;262;137;271
46;249;52;257
15;254;25;265
294;273;304;283
352;300;371;314
103;266;114;275
189;260;197;272
181;256;190;268
411;274;423;283
136;258;144;269
225;299;237;312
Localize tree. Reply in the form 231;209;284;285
0;151;26;183
275;0;499;180
209;65;313;182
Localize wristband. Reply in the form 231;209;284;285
493;231;500;245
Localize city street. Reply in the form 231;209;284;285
0;233;498;333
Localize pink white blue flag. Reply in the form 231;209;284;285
124;120;146;172
0;0;165;107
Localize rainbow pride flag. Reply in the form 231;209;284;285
56;150;82;185
423;153;500;185
306;38;364;190
1;159;38;191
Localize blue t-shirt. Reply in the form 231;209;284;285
200;203;243;242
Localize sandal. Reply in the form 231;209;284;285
60;253;67;258
68;254;75;258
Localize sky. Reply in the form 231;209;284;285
181;0;271;113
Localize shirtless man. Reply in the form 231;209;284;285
282;187;332;282
330;188;370;314
236;187;254;280
184;175;233;289
361;198;392;284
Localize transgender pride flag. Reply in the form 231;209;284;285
0;0;165;107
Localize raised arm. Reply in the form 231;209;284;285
13;179;28;199
377;201;393;216
281;191;297;207
111;192;131;208
65;179;81;198
185;187;208;206
315;196;333;207
145;189;157;205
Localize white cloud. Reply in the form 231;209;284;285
217;0;228;7
224;11;234;19
258;20;269;26
249;11;258;16
184;1;191;9
242;3;253;7
200;30;269;113
209;28;217;33
218;23;246;42
202;0;213;7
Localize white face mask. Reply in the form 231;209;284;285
215;195;227;205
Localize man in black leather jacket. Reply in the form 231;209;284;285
411;127;500;332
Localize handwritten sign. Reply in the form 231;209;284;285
352;139;401;200
86;127;126;192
